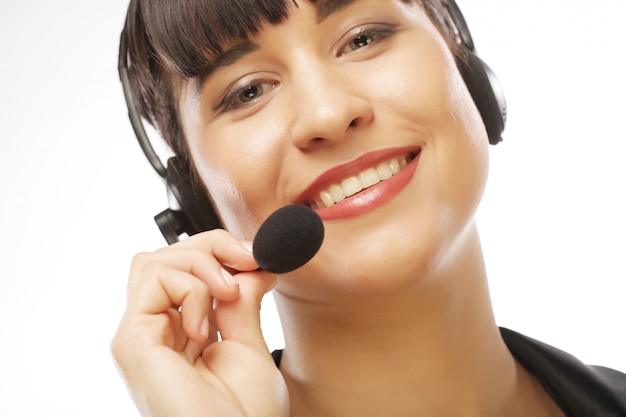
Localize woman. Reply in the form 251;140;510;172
111;0;626;416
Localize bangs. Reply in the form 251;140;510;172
134;0;426;79
140;0;296;78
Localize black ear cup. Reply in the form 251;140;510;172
154;157;222;244
444;0;507;145
458;52;507;145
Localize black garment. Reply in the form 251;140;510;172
501;328;626;417
272;328;626;416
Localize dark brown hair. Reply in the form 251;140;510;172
122;0;459;167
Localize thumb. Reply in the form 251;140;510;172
214;271;277;355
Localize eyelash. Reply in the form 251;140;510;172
218;80;277;112
216;24;397;113
338;24;396;56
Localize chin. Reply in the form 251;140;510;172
275;151;486;300
277;202;449;300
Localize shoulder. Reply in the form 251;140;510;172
592;365;626;400
501;328;626;417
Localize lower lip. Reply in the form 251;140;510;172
313;153;421;221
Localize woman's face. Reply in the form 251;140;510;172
179;0;489;297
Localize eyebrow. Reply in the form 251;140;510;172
196;0;359;93
315;0;359;23
196;41;260;93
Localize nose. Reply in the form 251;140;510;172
289;64;374;149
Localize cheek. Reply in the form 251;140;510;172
374;40;472;134
433;63;491;216
372;35;490;254
377;31;490;185
189;120;287;239
201;167;252;238
179;80;293;240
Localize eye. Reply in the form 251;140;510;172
351;33;374;49
338;24;396;56
219;80;277;112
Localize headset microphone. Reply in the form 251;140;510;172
253;205;325;274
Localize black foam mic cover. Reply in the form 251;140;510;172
253;205;324;274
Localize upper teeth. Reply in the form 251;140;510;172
311;155;410;209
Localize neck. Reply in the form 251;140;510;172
273;224;563;417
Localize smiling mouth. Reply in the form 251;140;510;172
308;151;420;209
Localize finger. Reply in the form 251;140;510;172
127;264;218;343
182;330;215;364
130;248;241;302
213;270;278;355
174;229;258;272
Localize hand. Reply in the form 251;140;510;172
110;229;289;417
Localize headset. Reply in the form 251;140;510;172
118;0;507;245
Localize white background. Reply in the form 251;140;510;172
1;0;624;415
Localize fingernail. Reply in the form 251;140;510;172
221;269;238;287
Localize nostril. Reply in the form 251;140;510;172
349;118;359;127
